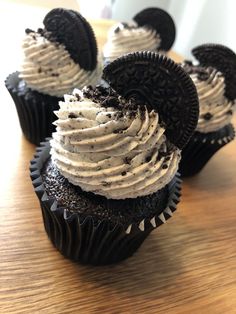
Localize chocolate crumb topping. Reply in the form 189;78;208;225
162;164;168;169
113;128;128;134
37;28;44;34
121;22;129;28
74;93;81;101
25;28;34;34
184;60;193;66
115;112;124;120
114;22;136;33
114;26;120;34
203;112;213;120
197;71;210;81
124;157;132;165
68;113;77;119
25;26;59;45
102;96;119;107
183;62;214;82
145;156;152;163
82;85;147;115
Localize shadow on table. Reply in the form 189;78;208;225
181;149;236;193
71;226;184;297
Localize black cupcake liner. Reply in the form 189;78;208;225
179;124;235;177
5;72;61;145
30;140;182;265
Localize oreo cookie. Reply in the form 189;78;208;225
69;10;98;70
192;44;236;101
43;8;97;71
133;8;176;51
103;51;199;149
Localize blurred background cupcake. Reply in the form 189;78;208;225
179;44;236;177
5;8;101;145
30;51;198;265
103;7;176;64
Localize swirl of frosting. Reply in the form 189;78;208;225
50;88;181;199
103;22;161;62
184;65;235;133
19;31;102;97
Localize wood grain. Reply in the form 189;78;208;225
1;19;236;314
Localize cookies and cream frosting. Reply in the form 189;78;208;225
20;31;101;97
183;63;235;133
50;88;181;199
103;22;161;62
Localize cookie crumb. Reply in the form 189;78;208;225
203;112;213;120
68;113;77;118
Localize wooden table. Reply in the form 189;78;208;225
1;19;236;314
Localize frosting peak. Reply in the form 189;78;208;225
50;87;180;199
20;31;101;97
103;22;161;62
183;63;235;133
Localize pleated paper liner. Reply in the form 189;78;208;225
179;123;235;177
30;140;182;265
5;72;61;145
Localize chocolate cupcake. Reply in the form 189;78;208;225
30;52;198;265
103;8;176;63
5;8;101;145
179;44;236;177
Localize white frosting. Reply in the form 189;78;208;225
19;32;102;97
190;69;235;133
103;22;161;62
50;90;181;199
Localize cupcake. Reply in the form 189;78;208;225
30;52;198;265
179;44;236;177
5;8;101;145
103;8;176;64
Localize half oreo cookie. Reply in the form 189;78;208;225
43;8;97;71
192;44;236;101
133;8;176;51
103;51;199;149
